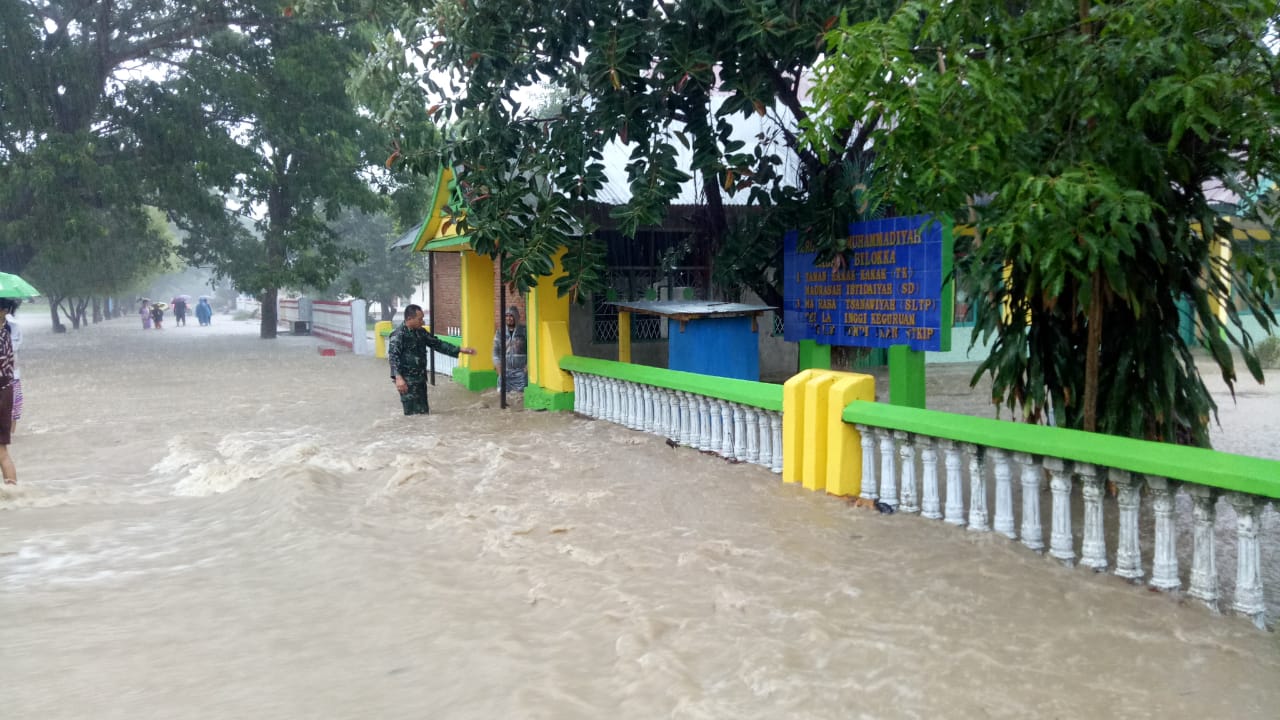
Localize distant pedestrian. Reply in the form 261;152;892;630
150;303;165;330
139;299;152;330
173;298;188;326
195;298;213;326
0;298;21;484
388;304;476;415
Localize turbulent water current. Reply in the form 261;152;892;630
2;314;1277;719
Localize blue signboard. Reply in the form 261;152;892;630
783;215;949;351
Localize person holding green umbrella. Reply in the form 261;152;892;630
0;297;20;484
0;271;39;485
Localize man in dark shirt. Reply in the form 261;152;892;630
387;304;476;415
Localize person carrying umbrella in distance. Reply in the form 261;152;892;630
172;295;191;326
0;271;40;485
387;304;477;415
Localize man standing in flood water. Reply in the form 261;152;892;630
388;304;476;415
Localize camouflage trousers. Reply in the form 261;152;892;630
399;375;432;416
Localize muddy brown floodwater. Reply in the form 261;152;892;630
2;316;1277;719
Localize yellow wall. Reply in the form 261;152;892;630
528;248;574;393
460;250;495;372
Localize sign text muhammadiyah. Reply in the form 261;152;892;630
783;215;948;352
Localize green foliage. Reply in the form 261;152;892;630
1257;336;1280;370
352;0;898;306
160;4;389;337
1;1;389;336
808;0;1280;444
0;0;288;328
320;208;428;315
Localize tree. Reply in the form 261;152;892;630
351;0;897;305
321;208;429;321
807;0;1280;444
167;5;388;338
0;0;287;329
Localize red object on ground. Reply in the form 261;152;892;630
318;348;336;357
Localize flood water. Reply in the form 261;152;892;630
2;314;1277;719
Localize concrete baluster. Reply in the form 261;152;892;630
1112;469;1143;581
1228;493;1267;627
1186;485;1220;612
1079;463;1107;570
732;404;747;461
878;429;898;508
745;408;761;465
964;443;988;532
857;425;878;500
920;439;940;519
696;394;706;445
1015;453;1044;551
756;408;772;468
720;401;734;458
679;392;694;445
992;448;1015;539
1045;458;1073;565
628;383;641;429
1147;476;1180;591
707;399;724;454
601;376;616;420
896;431;918;513
769;412;783;474
942;439;964;526
705;397;719;452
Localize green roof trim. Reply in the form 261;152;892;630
559;356;783;411
424;234;473;252
843;401;1280;499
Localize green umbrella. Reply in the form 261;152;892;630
0;272;40;298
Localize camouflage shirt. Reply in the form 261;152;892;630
388;323;462;381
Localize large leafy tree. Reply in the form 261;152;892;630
159;5;388;338
0;0;286;329
2;1;387;338
807;0;1280;444
352;0;896;305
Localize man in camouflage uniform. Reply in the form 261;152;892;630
388;304;476;415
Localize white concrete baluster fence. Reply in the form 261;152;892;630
566;367;782;474
849;421;1277;628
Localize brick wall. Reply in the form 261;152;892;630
427;252;526;334
431;252;461;332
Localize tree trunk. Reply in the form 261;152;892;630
260;287;279;339
48;297;64;332
1082;269;1103;432
92;298;102;323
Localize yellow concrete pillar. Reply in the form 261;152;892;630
618;311;632;363
801;372;839;492
782;369;822;485
527;248;568;389
374;320;394;359
825;374;876;496
458;249;497;391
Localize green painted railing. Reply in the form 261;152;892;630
559;356;783;411
844;400;1280;499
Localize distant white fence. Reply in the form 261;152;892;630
278;297;370;355
236;295;261;314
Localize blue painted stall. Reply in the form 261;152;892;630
609;301;774;381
